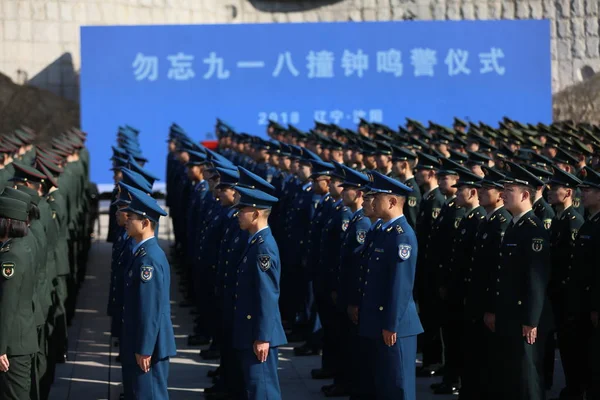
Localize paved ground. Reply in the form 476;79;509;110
48;214;565;399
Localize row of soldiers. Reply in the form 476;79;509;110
161;115;600;400
0;128;95;400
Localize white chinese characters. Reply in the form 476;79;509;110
131;47;507;81
167;52;195;81
132;53;158;81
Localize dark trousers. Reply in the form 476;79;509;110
492;333;547;400
333;314;359;392
1;354;34;400
589;325;600;400
461;319;495;400
417;299;443;367
555;316;591;398
440;316;462;384
356;336;376;399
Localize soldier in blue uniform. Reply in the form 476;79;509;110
296;159;336;358
121;191;177;400
313;162;352;380
488;162;552;400
357;171;423;400
229;185;287;400
325;166;371;397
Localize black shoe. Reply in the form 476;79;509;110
188;335;210;346
207;367;221;378
311;368;336;379
201;349;221;360
324;384;351;397
418;365;442;378
433;382;460;395
321;384;335;393
294;344;321;356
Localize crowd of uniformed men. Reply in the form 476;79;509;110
105;116;600;400
0;128;95;400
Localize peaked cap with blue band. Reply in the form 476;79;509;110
368;171;413;196
121;168;153;194
122;191;167;222
237;166;275;194
128;158;159;185
234;186;279;210
215;167;240;188
339;165;370;189
579;166;600;189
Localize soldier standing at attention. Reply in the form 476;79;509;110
414;152;445;377
488;162;552;400
0;196;38;399
229;186;287;399
357;171;423;400
577;167;600;399
121;191;176;400
546;167;584;400
466;167;512;399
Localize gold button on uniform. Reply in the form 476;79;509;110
518;301;522;305
247;315;252;320
379;306;383;311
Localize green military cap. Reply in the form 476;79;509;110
36;161;59;188
453;117;467;128
16;186;41;206
526;136;543;149
554;148;578;166
10;162;46;184
2;188;32;211
449;149;468;164
574;138;594;156
0;196;29;222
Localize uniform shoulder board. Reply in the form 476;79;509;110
135;247;147;258
395;225;404;234
526;217;538;227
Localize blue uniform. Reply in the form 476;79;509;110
231;227;287;400
358;216;423;400
108;228;132;339
122;237;177;400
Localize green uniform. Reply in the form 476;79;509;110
0;238;39;399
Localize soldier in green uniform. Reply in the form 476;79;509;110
576;168;600;400
391;146;421;229
466;167;512;399
414;152;445;377
0;196;38;400
489;161;552;400
547;167;585;400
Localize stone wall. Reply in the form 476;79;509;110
1;0;598;102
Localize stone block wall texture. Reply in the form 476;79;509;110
0;0;598;102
